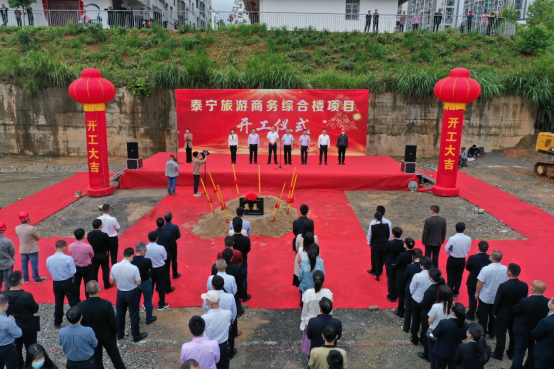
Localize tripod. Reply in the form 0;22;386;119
274;136;287;171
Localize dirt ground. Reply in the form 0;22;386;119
1;148;552;369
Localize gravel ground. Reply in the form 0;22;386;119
35;304;514;369
346;190;524;241
34;189;167;238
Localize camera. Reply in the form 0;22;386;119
201;150;210;157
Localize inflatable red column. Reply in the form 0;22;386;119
69;68;116;197
432;68;481;197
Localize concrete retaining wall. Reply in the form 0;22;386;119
0;85;535;158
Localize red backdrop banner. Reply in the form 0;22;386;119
175;89;369;161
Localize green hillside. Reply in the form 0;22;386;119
0;23;553;129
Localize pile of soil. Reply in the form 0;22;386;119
192;195;298;238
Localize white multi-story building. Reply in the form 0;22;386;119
241;0;408;32
462;0;526;19
227;0;250;25
407;0;461;29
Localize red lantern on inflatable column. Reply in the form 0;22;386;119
69;68;116;197
433;68;481;197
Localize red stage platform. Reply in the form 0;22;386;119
120;153;418;191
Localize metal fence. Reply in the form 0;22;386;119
0;10;516;36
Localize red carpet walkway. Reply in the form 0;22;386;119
2;169;554;309
120;152;418;192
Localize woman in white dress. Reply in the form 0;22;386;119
300;270;332;356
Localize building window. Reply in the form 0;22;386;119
346;0;360;20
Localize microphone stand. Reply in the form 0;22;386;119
274;135;287;171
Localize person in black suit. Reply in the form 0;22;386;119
232;217;252;302
154;217;174;294
78;280;126;369
212;248;245;315
431;302;469;369
385;227;405;302
307;297;342;351
401;248;422;332
292;204;313;252
394;238;416;318
368;212;390;282
532;297;554;369
512;280;550;369
418;267;445;361
87;219;114;290
163;212;181;279
455;322;491;369
421;205;447;268
465;241;491;321
491;263;528;361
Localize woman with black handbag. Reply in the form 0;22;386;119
4;270;40;367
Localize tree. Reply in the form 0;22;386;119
527;0;554;30
501;5;520;21
7;0;36;7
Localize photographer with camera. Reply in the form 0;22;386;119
192;151;208;197
165;155;179;196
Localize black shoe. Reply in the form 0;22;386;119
490;353;503;361
418;352;430;361
166;287;175;294
319;162;322;165
453;294;459;300
325;162;327;165
394;310;404;318
375;276;380;281
146;316;158;325
173;273;182;279
249;162;252;164
267;162;270;164
367;270;375;275
274;162;278;164
410;336;418;345
466;315;475;321
387;296;397;303
105;283;115;290
158;303;170;311
242;294;252;302
507;352;514;360
229;348;238;359
133;333;148;342
254;162;257;164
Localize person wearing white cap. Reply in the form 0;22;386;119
201;290;232;369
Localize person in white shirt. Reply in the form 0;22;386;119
247;128;259;164
445;222;472;300
266;126;279;165
201;290;233;369
299;129;311;165
475;249;507;338
367;205;392;276
97;204;121;266
228;129;238;164
282;128;294;165
409;256;433;346
318;129;330;165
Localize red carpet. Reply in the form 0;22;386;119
4;168;554;310
120;152;418;192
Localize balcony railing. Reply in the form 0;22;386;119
0;10;516;36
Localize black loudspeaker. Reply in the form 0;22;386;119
127;158;143;170
127;141;139;159
401;160;416;174
404;144;417;162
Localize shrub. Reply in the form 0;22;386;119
516;25;554;55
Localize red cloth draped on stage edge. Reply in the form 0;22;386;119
175;89;369;161
433;69;481;197
69;68;116;197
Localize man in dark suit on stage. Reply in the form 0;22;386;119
465;241;491;321
78;280;126;369
491;263;528;361
532;297;554;369
421;205;447;268
512;280;550;369
307;297;342;351
292;204;313;252
163;212;181;279
154;218;174;294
